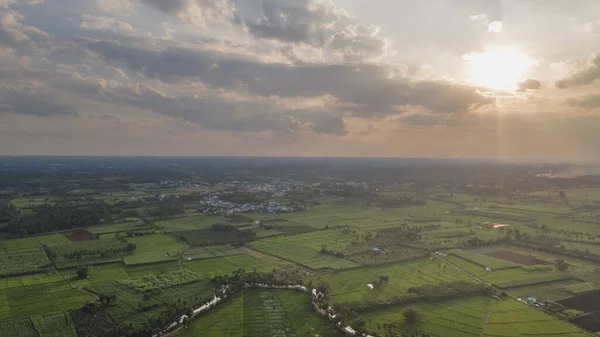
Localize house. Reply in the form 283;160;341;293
252;220;261;226
436;251;448;257
485;267;492;272
372;247;382;253
527;297;537;304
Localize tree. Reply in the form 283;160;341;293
77;267;89;279
555;259;569;271
404;308;423;326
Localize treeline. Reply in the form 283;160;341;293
334;280;499;313
43;243;136;261
2;201;111;236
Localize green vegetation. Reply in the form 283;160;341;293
448;249;519;269
2;159;600;336
117;269;201;291
179;289;340;337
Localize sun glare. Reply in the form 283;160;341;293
463;48;537;91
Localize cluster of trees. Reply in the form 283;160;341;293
320;244;346;258
0;202;19;224
376;224;424;243
44;243;136;261
2;201;111;236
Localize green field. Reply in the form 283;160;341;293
448;249;520;269
156;215;230;232
249;229;360;269
121;233;186;265
31;311;78;337
310;258;471;304
86;222;152;234
363;295;588;337
178;289;340;337
0;285;92;319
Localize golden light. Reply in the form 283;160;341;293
463;48;537;91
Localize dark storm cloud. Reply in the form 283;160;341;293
565;93;600;109
517;79;542;92
0;85;77;116
556;53;600;89
82;39;494;118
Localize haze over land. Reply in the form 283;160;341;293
1;0;600;159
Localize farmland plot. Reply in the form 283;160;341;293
363;296;588;337
311;258;471;304
0;251;53;277
117;269;201;292
0;317;38;337
248;230;359;269
448;249;519;269
71;308;113;337
121;234;186;265
443;256;572;289
31;311;77;337
178;289;339;337
1;285;92;319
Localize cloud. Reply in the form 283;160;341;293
80;15;135;35
312;115;346;136
328;24;389;62
565;93;600;108
96;0;138;14
556;53;600;88
0;10;47;50
487;21;503;32
139;0;235;26
469;14;488;21
517;78;542;92
240;0;388;62
0;84;78;116
82;39;494;119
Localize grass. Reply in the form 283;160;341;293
248;229;360;269
178;289;339;337
443;256;572;289
205;245;243;257
309;258;471;304
35;234;71;245
363;295;588;337
0;317;39;337
124;261;181;278
184;257;239;278
0;273;65;290
86;222;152;235
121;233;186;265
508;279;580;301
565;282;600;294
0;237;42;254
182;247;217;260
447;249;519;269
0;285;92;319
155;215;230;232
118;269;201;291
31;311;78;337
62;263;130;287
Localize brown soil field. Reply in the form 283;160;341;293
64;230;94;242
485;250;550;266
558;290;600;313
572;312;600;333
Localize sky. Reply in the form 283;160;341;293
1;0;600;160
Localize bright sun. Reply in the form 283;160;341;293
463;48;537;91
